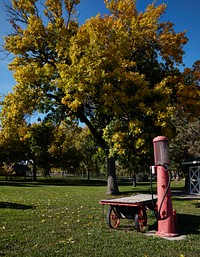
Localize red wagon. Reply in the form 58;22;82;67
100;194;157;231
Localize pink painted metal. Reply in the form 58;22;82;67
153;136;178;237
153;136;170;166
156;165;177;237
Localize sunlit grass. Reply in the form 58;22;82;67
0;178;199;256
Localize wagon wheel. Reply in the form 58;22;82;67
134;208;147;232
106;206;120;228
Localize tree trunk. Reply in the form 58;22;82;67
87;167;90;181
76;111;119;194
106;157;119;195
32;163;37;181
132;170;137;187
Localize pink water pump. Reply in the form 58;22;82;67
152;136;178;237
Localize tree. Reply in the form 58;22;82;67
170;118;200;179
75;126;100;180
0;119;55;180
169;59;200;181
26;122;55;179
49;122;83;174
1;0;199;194
0;121;29;165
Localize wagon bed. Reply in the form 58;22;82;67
100;194;157;206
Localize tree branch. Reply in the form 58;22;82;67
76;109;108;152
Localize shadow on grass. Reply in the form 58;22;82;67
152;216;199;236
0;178;108;187
149;213;200;235
194;202;200;208
176;213;200;235
173;193;200;201
0;178;155;187
111;213;200;235
0;181;40;187
0;202;36;210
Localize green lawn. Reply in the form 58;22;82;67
0;178;199;257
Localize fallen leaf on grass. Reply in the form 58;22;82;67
67;238;75;244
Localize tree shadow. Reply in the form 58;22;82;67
0;180;40;187
0;178;108;187
173;194;200;200
0;202;36;210
194;202;200;208
0;178;157;188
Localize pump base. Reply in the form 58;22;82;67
156;231;179;237
146;230;185;241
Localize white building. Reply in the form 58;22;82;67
182;157;200;195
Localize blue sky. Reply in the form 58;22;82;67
0;0;200;97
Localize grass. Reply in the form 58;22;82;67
0;177;199;257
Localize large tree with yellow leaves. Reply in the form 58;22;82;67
1;0;199;194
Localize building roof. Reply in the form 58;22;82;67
182;156;200;165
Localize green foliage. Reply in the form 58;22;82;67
170;118;200;177
75;126;99;177
49;122;83;173
27;122;54;176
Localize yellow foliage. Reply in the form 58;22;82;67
135;138;145;149
12;0;37;14
1;0;199;158
44;0;62;17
